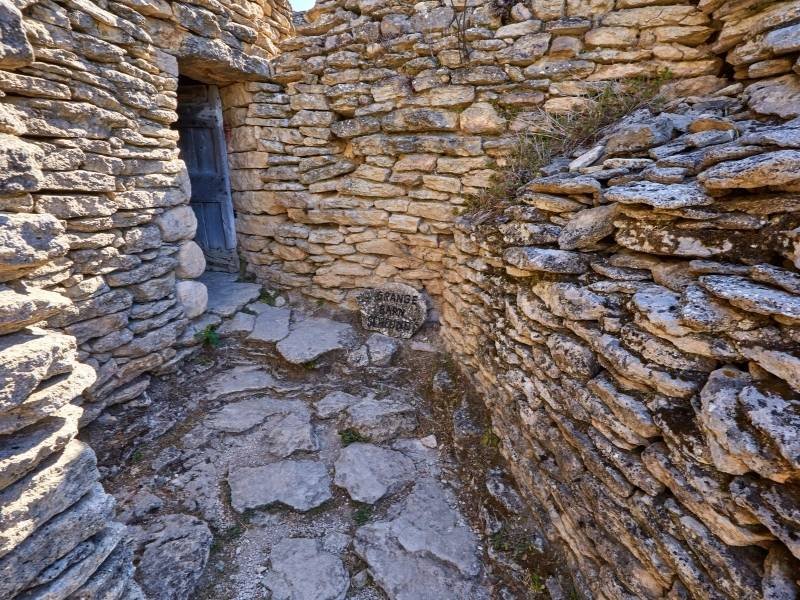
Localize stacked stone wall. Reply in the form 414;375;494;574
0;0;290;596
233;0;800;598
244;0;730;306
1;0;800;597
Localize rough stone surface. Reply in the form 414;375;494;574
357;283;427;339
200;272;261;318
247;306;291;343
334;443;415;503
346;394;418;442
132;514;212;600
2;0;800;598
176;280;208;319
354;479;488;600
228;459;332;512
276;317;356;364
264;538;349;600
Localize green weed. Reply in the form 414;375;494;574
528;571;546;594
481;428;501;449
465;71;673;215
259;289;278;305
195;325;220;348
339;428;369;446
354;504;373;526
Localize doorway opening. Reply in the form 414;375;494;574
176;75;238;272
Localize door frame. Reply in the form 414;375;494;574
176;81;238;272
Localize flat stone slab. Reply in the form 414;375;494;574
247;306;291;343
315;391;362;419
228;459;332;512
217;312;255;335
132;514;212;600
366;333;400;366
334;443;415;504
354;479;488;600
207;365;299;399
199;272;261;318
264;538;349;600
276;317;356;364
206;397;288;433
263;411;317;457
346;394;417;442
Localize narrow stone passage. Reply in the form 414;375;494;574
85;282;537;600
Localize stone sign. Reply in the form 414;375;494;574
356;283;427;339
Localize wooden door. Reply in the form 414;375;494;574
176;83;238;272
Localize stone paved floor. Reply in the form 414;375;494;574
85;284;552;600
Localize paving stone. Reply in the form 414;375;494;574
365;333;400;366
354;479;488;600
207;365;299;399
334;443;415;503
228;459;332;512
247;305;291;343
264;537;349;600
346;394;418;442
276;317;356;364
315;391;362;418
199;272;261;317
206;396;289;433
132;514;212;600
262;410;317;457
217;311;255;335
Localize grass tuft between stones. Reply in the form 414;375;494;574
464;70;673;215
339;428;370;446
195;324;221;348
353;503;373;526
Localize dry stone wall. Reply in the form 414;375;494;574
230;0;800;598
242;0;730;306
442;99;800;598
0;0;290;597
1;0;800;597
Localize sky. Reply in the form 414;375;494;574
290;0;315;10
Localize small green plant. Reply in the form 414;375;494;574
339;428;369;446
567;587;581;600
259;289;278;305
210;524;244;554
130;449;143;463
466;70;673;214
354;504;373;525
195;324;220;348
528;571;546;594
490;525;538;560
481;428;501;449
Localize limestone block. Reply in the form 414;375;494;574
0;287;71;335
155;205;197;242
0;484;113;599
176;241;206;279
496;33;551;65
0;0;34;69
0;213;68;280
0;329;75;411
459;102;506;134
382;109;459;133
0;134;43;195
698;150;800;190
176;280;208;319
0;439;99;557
